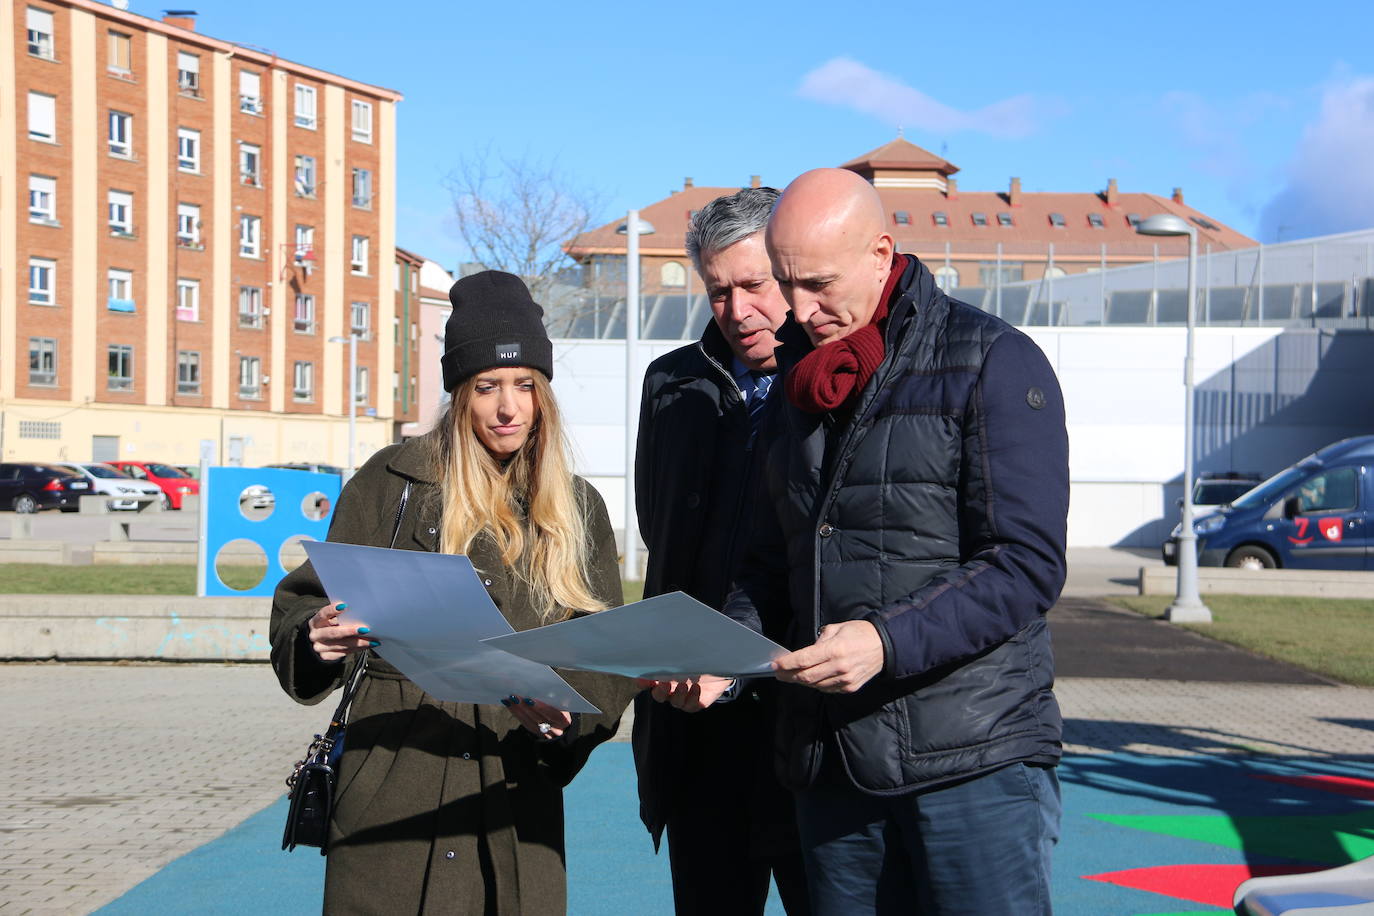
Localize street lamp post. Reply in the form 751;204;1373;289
616;211;655;580
328;334;358;477
1136;214;1212;622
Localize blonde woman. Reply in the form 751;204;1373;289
270;271;635;915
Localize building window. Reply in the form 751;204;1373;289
177;127;200;171
971;212;988;226
238;356;262;399
239;142;261;186
29;338;57;386
933;266;959;291
1048;212;1066;228
351;301;370;338
176;203;200;247
979;261;1024;286
351;236;369;274
893;211;911;226
107;268;135;312
177;350;200;395
176;279;199;321
108;189;134;235
26;7;55;59
997;212;1013;227
1126;213;1142;229
108;110;132;157
238;70;261;113
351;100;373;143
293;224;314;261
28;257;55;304
294;83;317;128
351;168;372;208
293;294;315;333
108;30;131;74
239;214;261;258
294;155;316;197
1087;212;1105;229
29;175;56;223
107;344;134;391
28;92;56;142
355;366;369;405
238;286;263;328
176;51;200;96
932;211;948;227
293;361;314;401
660;261;686;288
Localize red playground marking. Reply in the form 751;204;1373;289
1084;864;1320;908
1251;773;1374;801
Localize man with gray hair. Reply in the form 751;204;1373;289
632;187;809;914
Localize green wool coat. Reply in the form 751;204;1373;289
270;439;636;915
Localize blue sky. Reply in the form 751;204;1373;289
173;0;1374;270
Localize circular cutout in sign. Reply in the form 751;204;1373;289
214;538;268;591
301;491;332;521
278;534;313;573
238;484;276;521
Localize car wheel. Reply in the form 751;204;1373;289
1225;546;1276;571
13;494;38;514
158;491;172;511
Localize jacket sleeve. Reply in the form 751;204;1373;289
720;429;795;645
863;332;1069;678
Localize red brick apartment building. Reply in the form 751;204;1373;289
1;1;413;468
567;137;1256;302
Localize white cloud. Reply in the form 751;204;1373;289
797;57;1057;140
1260;77;1374;240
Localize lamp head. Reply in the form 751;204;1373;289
1136;214;1194;237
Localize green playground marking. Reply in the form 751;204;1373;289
1089;812;1374;864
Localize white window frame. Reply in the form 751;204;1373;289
294;83;317;129
238;356;262;399
294;155;316;197
239;214;261;259
351;99;373;143
354;366;369;405
177;127;200;172
28;257;56;304
239;70;262;113
26;7;55;59
176;51;200;95
108;189;133;235
107;268;133;309
176;203;200;247
350;301;370;339
108;110;132;157
294;224;314;259
29;174;56;223
293;294;315;333
293;360;314;401
350;236;369;274
107;344;134;391
351;168;372;209
238;286;263;328
108;30;131;75
177;350;201;395
176;278;200;321
29;337;58;387
28;92;56;142
239;142;261;186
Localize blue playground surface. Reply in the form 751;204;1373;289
97;745;1374;915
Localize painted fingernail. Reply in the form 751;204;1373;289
508;695;519;702
523;697;535;706
357;626;370;634
368;641;380;647
336;602;348;610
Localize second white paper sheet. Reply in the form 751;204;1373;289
303;540;599;713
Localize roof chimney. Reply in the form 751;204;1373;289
162;9;198;30
749;175;761;189
683;177;693;190
1105;178;1119;208
945;177;959;199
1009;176;1022;207
1172;186;1185;204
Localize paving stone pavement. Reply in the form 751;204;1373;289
3;663;1374;915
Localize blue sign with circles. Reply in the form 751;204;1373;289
198;467;341;597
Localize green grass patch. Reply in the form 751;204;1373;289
1109;594;1374;686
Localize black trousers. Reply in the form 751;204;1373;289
666;797;811;916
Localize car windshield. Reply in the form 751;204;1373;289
1231;466;1309;511
1192;481;1256;506
147;463;188;478
84;464;128;479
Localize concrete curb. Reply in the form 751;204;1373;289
1139;565;1374;597
0;595;273;660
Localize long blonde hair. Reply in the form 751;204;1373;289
423;371;606;623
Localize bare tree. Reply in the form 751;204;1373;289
446;148;603;308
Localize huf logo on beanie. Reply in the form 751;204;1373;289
496;342;521;361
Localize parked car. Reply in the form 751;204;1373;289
0;462;92;513
176;465;202;480
1162;471;1264;564
264;462;345;476
1163;436;1374;571
108;461;200;510
55;462;165;510
239;483;276;510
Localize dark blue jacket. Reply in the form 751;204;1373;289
724;254;1068;794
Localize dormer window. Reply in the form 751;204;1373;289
1087;213;1104;228
997;212;1013;227
1048;213;1066;228
894;211;911;226
932;211;948;227
1126;213;1142;228
971;212;988;226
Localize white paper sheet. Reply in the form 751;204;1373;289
302;540;600;713
480;592;788;679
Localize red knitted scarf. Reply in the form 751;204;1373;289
786;254;909;413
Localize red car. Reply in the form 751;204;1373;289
109;461;200;509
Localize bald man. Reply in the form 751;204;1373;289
718;169;1069;914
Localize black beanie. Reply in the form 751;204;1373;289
442;271;554;391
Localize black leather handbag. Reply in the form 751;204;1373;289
282;481;410;854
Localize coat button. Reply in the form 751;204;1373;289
462;752;471;760
427;527;437;535
686;493;701;509
484;579;492;587
445;851;455;860
818;523;834;537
